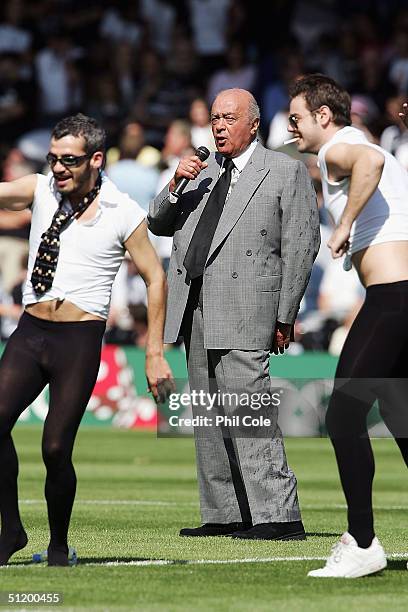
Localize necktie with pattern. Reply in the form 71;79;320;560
184;157;234;280
31;174;102;296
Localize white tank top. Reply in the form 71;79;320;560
23;172;146;319
318;126;408;255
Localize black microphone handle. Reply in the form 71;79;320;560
171;146;210;198
172;176;190;198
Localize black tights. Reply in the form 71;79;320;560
0;312;105;565
326;281;408;548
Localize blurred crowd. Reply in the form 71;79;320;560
1;0;408;353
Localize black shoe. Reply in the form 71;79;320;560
179;522;252;537
232;521;306;541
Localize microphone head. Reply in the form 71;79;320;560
195;146;210;162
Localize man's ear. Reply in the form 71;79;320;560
90;151;104;169
251;117;260;135
318;105;332;127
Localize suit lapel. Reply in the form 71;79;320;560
206;144;269;263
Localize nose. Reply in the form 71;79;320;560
53;159;66;172
213;117;226;131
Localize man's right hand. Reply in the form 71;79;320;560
399;102;408;129
169;154;208;193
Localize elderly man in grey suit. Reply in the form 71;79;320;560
148;88;320;540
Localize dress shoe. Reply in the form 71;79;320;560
179;522;252;537
232;520;306;541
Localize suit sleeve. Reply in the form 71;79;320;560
147;183;180;237
277;160;321;324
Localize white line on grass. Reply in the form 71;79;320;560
2;553;408;569
19;500;408;510
20;499;196;507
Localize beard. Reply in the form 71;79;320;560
56;163;94;197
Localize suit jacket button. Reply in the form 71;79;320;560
246;249;252;256
260;229;267;236
177;268;182;274
232;272;238;278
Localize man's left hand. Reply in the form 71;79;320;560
272;322;293;355
146;355;176;404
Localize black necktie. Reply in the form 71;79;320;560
31;174;102;296
184;158;234;279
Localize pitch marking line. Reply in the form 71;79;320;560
2;554;408;569
19;500;408;511
84;553;408;567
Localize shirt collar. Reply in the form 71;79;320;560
228;138;258;172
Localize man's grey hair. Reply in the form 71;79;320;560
248;94;260;122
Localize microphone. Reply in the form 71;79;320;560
171;146;210;198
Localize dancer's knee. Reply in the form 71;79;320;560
42;438;71;470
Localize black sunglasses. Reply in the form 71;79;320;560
46;153;92;167
288;108;321;130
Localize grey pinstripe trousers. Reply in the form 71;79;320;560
181;280;301;525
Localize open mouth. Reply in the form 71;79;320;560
54;175;72;188
216;137;227;146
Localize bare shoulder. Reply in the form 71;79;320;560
325;142;384;173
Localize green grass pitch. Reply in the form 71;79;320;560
1;427;408;611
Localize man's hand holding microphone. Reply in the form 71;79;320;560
169;147;210;197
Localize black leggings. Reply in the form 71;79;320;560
326;281;408;547
0;311;105;562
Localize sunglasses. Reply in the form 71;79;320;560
288;108;322;130
46;153;92;167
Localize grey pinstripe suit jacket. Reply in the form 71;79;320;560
148;142;320;349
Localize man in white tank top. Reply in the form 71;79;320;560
287;74;408;578
0;113;174;566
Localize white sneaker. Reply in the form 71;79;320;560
308;532;387;578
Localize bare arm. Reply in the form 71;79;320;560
124;220;174;402
325;143;384;258
0;174;37;211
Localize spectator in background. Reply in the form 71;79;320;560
166;36;202;113
206;42;256;106
380;91;408;155
129;303;148;348
188;0;232;79
350;95;380;143
131;48;181;148
107;122;159;211
0;0;32;56
189;98;215;152
0;149;33;294
388;28;408;95
317;257;364;326
85;73;124;146
154;119;193;270
156;119;193;191
35;29;83;127
0;251;26;341
99;3;145;50
0;52;34;148
258;51;304;139
108;255;148;345
140;0;177;57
